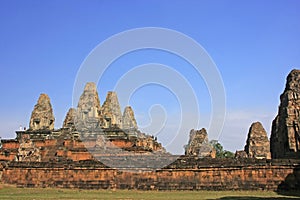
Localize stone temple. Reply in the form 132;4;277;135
0;70;300;190
271;69;300;159
244;122;271;159
29;93;55;131
0;82;166;163
184;128;216;158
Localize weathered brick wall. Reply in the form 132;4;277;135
0;151;16;161
1;140;19;149
0;159;299;191
0;138;163;162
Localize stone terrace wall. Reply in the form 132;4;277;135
0;159;299;191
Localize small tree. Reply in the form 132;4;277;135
210;140;234;158
223;150;235;158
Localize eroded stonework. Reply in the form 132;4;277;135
122;106;138;130
101;91;122;128
76;82;102;130
185;128;215;158
63;108;76;129
1;72;300;190
16;134;41;162
0;82;166;163
29;93;55;131
271;69;300;158
244;122;271;159
235;150;248;158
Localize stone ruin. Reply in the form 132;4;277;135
271;69;300;159
63;108;76;129
29;93;55;131
184;128;216;158
0;82;166;163
0;70;300;191
75;82;102;131
1;70;300;162
101;91;123;128
234;69;300;159
244;122;271;159
236;122;271;159
235;150;248;159
74;83;139;138
16;133;41;162
122;106;138;130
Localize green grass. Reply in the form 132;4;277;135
0;184;299;200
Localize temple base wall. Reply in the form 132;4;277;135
0;160;299;191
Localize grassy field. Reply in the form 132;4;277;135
0;184;299;200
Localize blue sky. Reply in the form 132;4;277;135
0;0;300;153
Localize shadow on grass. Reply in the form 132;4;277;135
213;197;299;200
276;165;300;198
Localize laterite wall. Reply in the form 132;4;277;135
0;160;298;190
